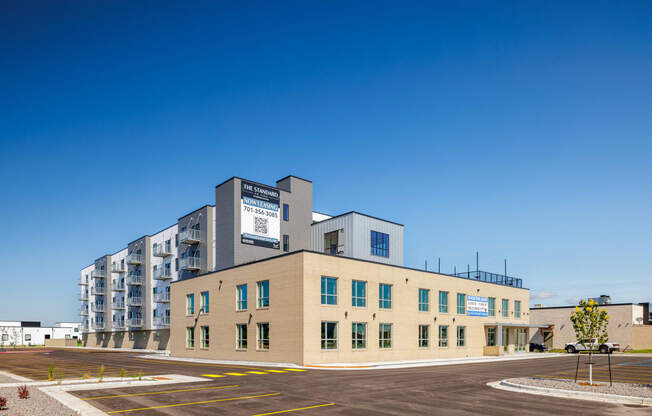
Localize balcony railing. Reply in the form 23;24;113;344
179;229;201;245
127;318;144;327
111;263;125;273
112;321;126;330
112;300;126;310
154;292;170;303
181;257;201;271
112;280;126;291
78;293;89;301
78;277;88;285
153;244;173;257
451;270;523;289
127;274;143;285
91;303;106;313
92;321;106;330
91;269;106;279
154;316;170;327
91;286;106;296
79;308;88;316
126;296;142;307
127;254;143;265
154;268;172;280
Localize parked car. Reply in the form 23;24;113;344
529;342;548;352
565;339;620;354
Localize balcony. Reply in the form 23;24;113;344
112;321;126;330
181;257;201;271
77;277;88;285
153;244;173;257
112;300;126;310
79;308;88;316
78;292;88;301
127;254;143;265
91;286;106;296
154;292;170;303
92;321;106;331
91;303;106;313
91;269;106;279
154;316;170;327
179;229;201;245
111;263;125;273
127;296;142;307
112;280;126;291
154;268;172;280
127;274;143;285
127;318;144;328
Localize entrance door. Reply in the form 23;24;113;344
516;328;527;352
543;330;553;349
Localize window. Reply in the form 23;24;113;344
1;334;7;342
488;297;496;317
25;334;31;342
175;233;179;247
502;299;509;318
283;234;289;252
379;323;392;348
370;231;389;257
515;300;521;318
165;262;171;275
257;281;269;308
456;293;466;314
352;322;366;349
237;284;248;310
165;239;171;252
487;327;496;346
321;276;337;305
324;230;339;255
418;289;429;312
186;327;195;348
186;294;195;315
283;203;289;221
351;280;366;307
175;258;179;272
321;321;338;350
439;325;448;347
237;324;247;349
257;323;269;350
379;283;392;309
457;326;466;347
200;291;209;313
419;325;429;347
439;291;449;313
200;326;209;348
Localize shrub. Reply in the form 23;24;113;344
120;368;126;380
48;364;55;381
98;364;105;382
82;373;90;380
0;396;6;409
17;385;29;399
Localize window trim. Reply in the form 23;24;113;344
438;291;449;314
456;293;466;315
257;280;270;309
502;299;509;318
320;321;338;350
200;291;209;314
418;324;429;348
186;294;195;316
352;322;367;350
320;276;338;306
257;322;270;350
200;326;210;349
379;283;392;310
236;284;248;311
351;280;367;308
457;325;466;347
236;323;248;350
438;325;449;348
418;288;430;312
379;323;392;349
186;327;195;349
370;230;390;258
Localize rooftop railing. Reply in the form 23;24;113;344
452;270;523;288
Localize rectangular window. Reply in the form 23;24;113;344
418;288;429;312
324;230;339;255
457;326;466;347
439;325;448;347
379;283;392;309
236;324;247;349
419;325;429;348
370;230;389;257
200;326;209;348
351;280;366;307
379;323;392;348
25;334;31;342
237;284;248;310
352;322;366;349
321;321;338;350
283;234;289;252
438;291;449;313
488;297;496;317
175;258;179;272
1;334;8;342
283;203;289;221
200;291;209;313
186;327;195;348
257;280;269;308
186;294;194;315
515;300;521;318
502;299;509;318
175;233;179;247
487;327;496;346
456;293;466;314
257;323;269;350
321;276;337;305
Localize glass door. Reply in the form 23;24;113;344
516;328;527;352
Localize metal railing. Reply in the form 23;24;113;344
92;321;106;330
79;308;88;316
111;263;125;273
112;300;126;310
112;280;126;291
78;293;89;301
179;229;201;244
154;292;170;303
127;274;143;285
154;268;172;280
91;286;106;296
77;277;88;285
452;270;523;288
112;321;126;330
126;296;142;307
154;316;170;327
127;318;144;327
181;257;201;271
126;254;142;265
153;245;173;257
91;303;105;313
91;269;106;279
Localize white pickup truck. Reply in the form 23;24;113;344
565;339;620;354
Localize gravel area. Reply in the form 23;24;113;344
0;387;79;416
510;377;652;398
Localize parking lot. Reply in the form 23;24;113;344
1;349;651;415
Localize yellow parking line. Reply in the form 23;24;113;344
106;392;280;413
224;372;248;376
265;370;287;373
83;384;239;400
251;403;335;416
246;371;268;375
136;358;262;371
203;374;226;378
282;369;306;372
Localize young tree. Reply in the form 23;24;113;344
569;299;610;384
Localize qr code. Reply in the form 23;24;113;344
254;216;268;234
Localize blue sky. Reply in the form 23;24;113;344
1;1;651;324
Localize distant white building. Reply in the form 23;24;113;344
0;321;81;347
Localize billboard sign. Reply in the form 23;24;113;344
240;180;280;249
467;295;488;317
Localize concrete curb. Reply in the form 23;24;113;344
488;379;652;406
50;346;169;354
0;370;31;382
139;354;298;368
